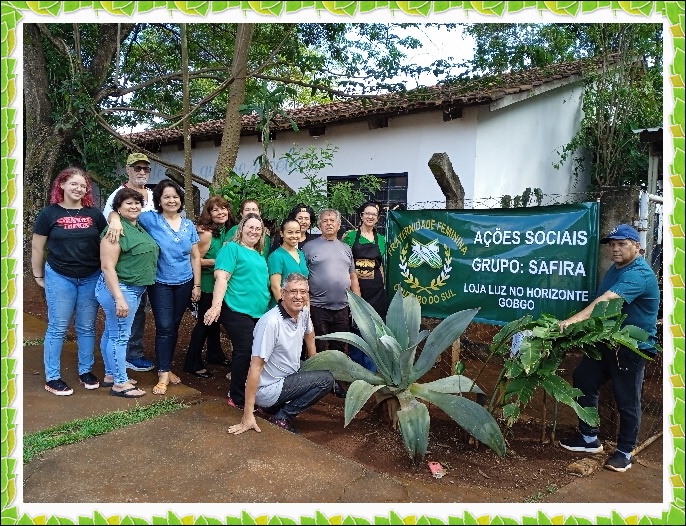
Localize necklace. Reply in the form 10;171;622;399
61;205;82;217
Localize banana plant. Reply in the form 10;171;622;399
301;287;506;464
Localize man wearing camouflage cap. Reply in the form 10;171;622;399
558;224;659;472
102;152;156;372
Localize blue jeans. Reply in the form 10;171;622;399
266;370;335;421
43;263;101;382
95;275;145;385
126;290;148;362
147;279;193;372
573;344;647;453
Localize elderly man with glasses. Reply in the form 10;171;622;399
227;273;334;435
102;152;156;373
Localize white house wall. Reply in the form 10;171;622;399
145;83;584;208
473;82;587;203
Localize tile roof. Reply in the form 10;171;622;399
128;55;613;148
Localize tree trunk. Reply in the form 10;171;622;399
23;24;72;269
181;23;195;219
213;24;254;192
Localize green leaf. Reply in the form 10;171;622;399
403;291;422;347
410;308;479;384
347;291;394;378
518;338;542;374
421;375;485;396
300;349;386;385
344;380;385;426
490;315;533;354
316;330;393;382
398;344;420;390
386;287;409;349
378;334;403;385
396;392;430;463
621;324;650;343
411;383;506;457
540;375;599;427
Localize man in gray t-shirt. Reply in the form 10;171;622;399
227;273;334;435
302;209;361;354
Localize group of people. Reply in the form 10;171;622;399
31;152;659;468
30;152;389;431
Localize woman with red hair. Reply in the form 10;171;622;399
31;166;108;396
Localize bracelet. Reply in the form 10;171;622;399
34;275;44;279
193;285;201;288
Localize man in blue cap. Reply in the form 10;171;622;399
558;224;659;472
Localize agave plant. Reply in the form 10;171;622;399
301;288;506;464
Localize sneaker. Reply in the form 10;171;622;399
604;451;632;472
559;434;603;453
125;357;155;372
45;379;74;396
227;397;244;410
256;405;276;417
78;372;100;390
332;381;347;399
268;415;298;434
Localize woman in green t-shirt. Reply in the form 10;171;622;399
204;213;270;408
183;196;235;377
226;198;271;259
267;218;309;307
95;188;160;398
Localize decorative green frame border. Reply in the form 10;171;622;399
1;1;683;524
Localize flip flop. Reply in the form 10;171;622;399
110;386;145;398
102;378;137;388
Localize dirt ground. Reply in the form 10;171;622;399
22;274;657;499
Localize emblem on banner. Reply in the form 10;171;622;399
399;238;452;294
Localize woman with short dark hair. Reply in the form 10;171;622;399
96;188;159;397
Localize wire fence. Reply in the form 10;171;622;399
403;189;664;450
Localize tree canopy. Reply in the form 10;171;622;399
464;23;663;188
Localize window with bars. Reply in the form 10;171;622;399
327;172;408;236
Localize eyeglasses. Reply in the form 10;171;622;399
131;165;151;173
363;212;378;217
66;182;87;190
244;226;263;232
283;289;309;296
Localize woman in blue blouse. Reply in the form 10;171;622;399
108;179;201;395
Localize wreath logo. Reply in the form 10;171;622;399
399;238;452;294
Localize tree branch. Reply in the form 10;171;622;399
92;109;213;188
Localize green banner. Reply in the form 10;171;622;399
386;203;600;324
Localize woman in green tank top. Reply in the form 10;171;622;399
95;188;159;398
183;197;236;377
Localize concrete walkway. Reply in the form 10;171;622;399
20;313;665;504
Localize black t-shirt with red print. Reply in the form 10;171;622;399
33;204;108;278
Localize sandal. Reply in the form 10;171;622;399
152;382;168;395
102;376;137;388
110;386;146;398
168;372;181;384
